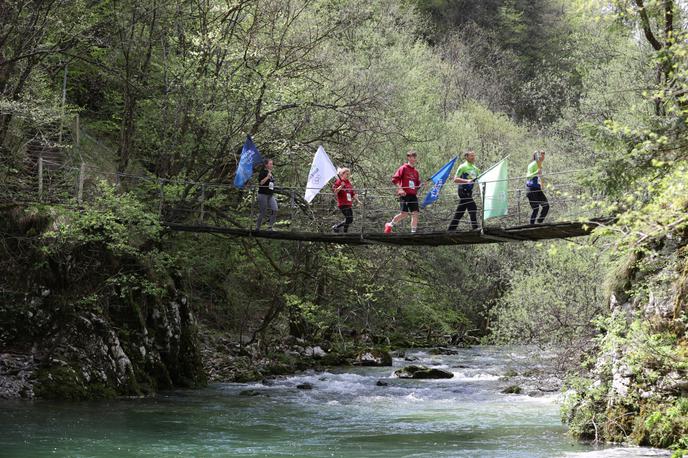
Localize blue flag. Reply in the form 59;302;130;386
233;136;264;188
421;156;457;208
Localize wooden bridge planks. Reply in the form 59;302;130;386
165;219;608;246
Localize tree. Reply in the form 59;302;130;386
0;0;91;150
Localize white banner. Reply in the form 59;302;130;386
304;145;337;203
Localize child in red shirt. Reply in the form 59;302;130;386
332;167;361;233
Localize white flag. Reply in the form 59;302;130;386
304;145;337;203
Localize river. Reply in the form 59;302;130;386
0;346;670;457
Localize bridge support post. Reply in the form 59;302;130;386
249;187;256;232
158;179;164;217
77;162;85;204
75;114;80;147
480;182;486;233
199;184;205;223
516;188;521;225
361;189;367;235
290;189;296;231
38;156;43;201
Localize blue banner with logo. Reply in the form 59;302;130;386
233;135;264;188
421;156;457;208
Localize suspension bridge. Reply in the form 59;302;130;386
18;157;608;246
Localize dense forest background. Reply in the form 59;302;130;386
1;0;687;453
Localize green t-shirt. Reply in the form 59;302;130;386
455;161;480;181
527;161;540;179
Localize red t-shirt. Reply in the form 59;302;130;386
392;163;420;196
333;177;356;208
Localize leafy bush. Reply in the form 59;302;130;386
489;242;606;346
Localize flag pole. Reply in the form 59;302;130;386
480;182;486;234
476;154;510;182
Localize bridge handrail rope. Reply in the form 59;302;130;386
34;157;588;192
19;155;605;242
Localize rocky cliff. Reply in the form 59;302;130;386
0;204;206;399
563;234;688;454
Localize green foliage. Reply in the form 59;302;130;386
561;375;611;440
414;0;581;122
285;294;337;339
4;0;687;429
45;181;162;257
595;165;688;252
644;398;688;451
563;308;688;449
397;299;470;344
489;242;606;346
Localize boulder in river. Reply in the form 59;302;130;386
501;385;522;394
303;346;327;359
297;382;313;390
429;347;460;356
394;365;454;379
376;380;389;387
503;369;518;377
240;389;267;397
354;349;392;367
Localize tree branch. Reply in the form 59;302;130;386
664;0;673;47
634;0;662;51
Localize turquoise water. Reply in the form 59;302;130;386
0;347;670;457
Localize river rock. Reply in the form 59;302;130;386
536;376;562;393
394;365;454;379
429;347;459;355
501;385;522;394
658;371;688;393
303;346;327;359
376;380;389;386
354;349;393;367
297;382;313;390
240;389;266;396
0;353;36;399
503;369;518;377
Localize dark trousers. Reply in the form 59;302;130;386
526;189;549;224
333;206;354;232
448;197;478;230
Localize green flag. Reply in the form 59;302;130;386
477;159;508;220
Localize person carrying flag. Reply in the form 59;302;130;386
526;150;549;225
255;159;278;231
331;167;361;233
448;150;481;231
385;150;424;234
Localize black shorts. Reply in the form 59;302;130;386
399;195;419;213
